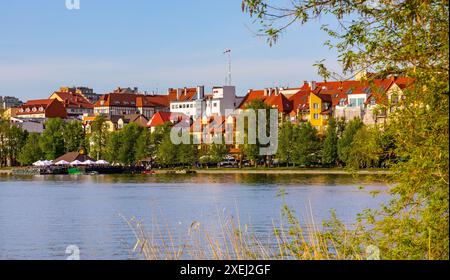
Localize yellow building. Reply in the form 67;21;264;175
308;93;332;134
2;107;19;119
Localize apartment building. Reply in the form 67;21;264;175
93;87;170;119
49;87;94;119
169;86;243;120
16;99;67;120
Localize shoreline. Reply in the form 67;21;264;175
2;167;391;176
156;168;391;175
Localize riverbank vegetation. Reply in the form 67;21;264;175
1;114;399;171
239;0;448;260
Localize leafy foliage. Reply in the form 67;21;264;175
242;0;449;259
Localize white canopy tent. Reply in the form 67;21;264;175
95;160;109;165
82;160;96;165
55;160;70;166
32;161;44;166
70;160;83;166
33;160;52;166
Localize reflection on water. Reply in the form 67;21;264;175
0;174;390;260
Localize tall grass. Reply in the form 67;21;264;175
125;203;367;260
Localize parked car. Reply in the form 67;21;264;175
218;159;238;168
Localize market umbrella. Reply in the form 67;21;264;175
32;161;44;166
55;160;70;165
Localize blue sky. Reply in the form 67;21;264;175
0;0;340;99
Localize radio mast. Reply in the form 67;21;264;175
223;49;232;86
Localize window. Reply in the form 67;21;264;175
313;103;319;109
213;102;218;107
323;115;328;120
314;113;319;120
349;98;365;107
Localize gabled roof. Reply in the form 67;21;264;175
136;95;170;107
17;99;67;118
94;92;170;108
53;152;94;163
51;91;94;109
265;93;292;113
289;90;310;111
147;112;188;127
238;89;292;113
168;88;198;102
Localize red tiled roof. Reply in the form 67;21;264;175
94;93;170;108
136;95;170;107
168;88;198;102
147;112;187;127
17;99;67;118
51;91;94;109
265;93;292;113
238;89;291;113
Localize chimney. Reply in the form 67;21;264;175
197;85;205;100
308;81;317;91
264;88;269;96
176;88;182;100
275;87;280;96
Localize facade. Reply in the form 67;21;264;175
117;114;149;129
238;87;292;121
236;76;413;134
16;99;67;120
49;88;94;119
169;86;242;120
2;108;20;119
93;87;169;119
56;87;101;104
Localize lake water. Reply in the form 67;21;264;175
0;174;390;260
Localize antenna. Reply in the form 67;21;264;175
223;49;232;86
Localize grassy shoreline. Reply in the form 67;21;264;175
156;168;391;175
1;167;391;176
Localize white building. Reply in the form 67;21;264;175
170;86;242;119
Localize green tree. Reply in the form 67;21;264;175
209;140;229;164
117;123;143;165
39;118;65;160
157;133;178;166
292;122;321;167
63;120;85;153
242;0;449;259
241;99;271;167
105;131;121;164
90;115;108;160
135;129;153;162
178;140;198;168
347;126;383;169
18;133;43;166
0;120;28;166
337;118;363;166
321;118;339;166
277;121;297;166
